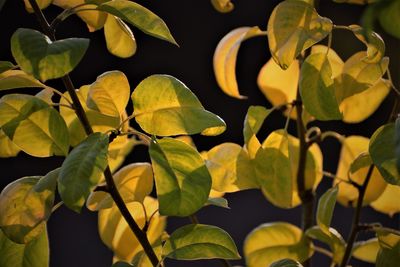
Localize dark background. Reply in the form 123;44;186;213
0;0;399;266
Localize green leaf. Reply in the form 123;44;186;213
132;75;226;136
87;70;130;117
369;123;400;185
206;197;229;209
0;227;49;267
0;61;15;74
349;24;385;63
353;238;380;263
149;137;211;216
244;222;312;267
267;0;332;69
316;186;338;235
350;152;372;174
378;0;400;39
11;28;89;82
270;259;303;267
0;70;46;91
0;170;57;244
59;133;109;212
162;224;241;260
243;105;272;158
300;53;342;121
376;237;400;267
0;94;69;157
97;0;177;45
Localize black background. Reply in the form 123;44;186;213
0;0;399;266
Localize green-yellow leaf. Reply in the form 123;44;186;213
0;227;49;267
353;238;380;263
371;183;400;216
0;129;20;157
270;259;303;267
87;70;130;117
244;222;313;267
267;0;332;69
97;0;177;45
316;186;338;235
149;137;211;216
349;24;385;63
104;15;136;58
205;142;258;193
59;133;109;212
213;26;265;99
132;75;226;136
11;28;89;82
211;0;234;13
0;61;15;74
162;224;241;260
206;197;229;209
370;123;400;185
87;162;153;211
0;94;69;157
0;70;46;91
99;197;166;262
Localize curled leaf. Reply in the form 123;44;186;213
104;15;137;58
349;24;385;63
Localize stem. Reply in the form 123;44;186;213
314;246;333;259
339;165;374;267
28;1;159;265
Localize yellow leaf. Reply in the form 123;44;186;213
87;163;153;211
311;45;344;79
335;136;387;206
371;184;400;217
23;0;52;13
104;15;137;58
211;0;234;13
98;197;166;262
0;129;20;157
352;238;380;263
349;25;385;64
52;0;107;32
214;27;266;99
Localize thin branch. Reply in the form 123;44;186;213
314;246;333;259
51;201;64;213
50;103;75;110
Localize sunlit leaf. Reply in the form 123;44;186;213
129;243;162;267
376;234;400;267
0;129;20;157
0;170;57;244
104;15;136;58
132;75;226;136
149;137;211;216
378;0;400;39
11;28;89;82
87;162;153;211
97;0;177;45
370;123;400;185
53;0;107;32
0;70;46;91
310;45;344;79
0;227;49;267
210;0;234;13
59;133;109;212
371;183;400;216
87;70;130;117
205;142;258;193
270;259;303;267
316;186;338;235
214;26;265;99
0;61;15;74
23;0;51;13
300;53;342;121
353;238;380;263
349;24;385;63
244;222;313;267
335;136;387;206
267;0;332;69
35;88;54;104
99;197;166;262
0;94;69;157
163;224;241;260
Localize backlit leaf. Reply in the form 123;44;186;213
87;71;130;117
11;28;89;82
132;75;226;136
0;70;46;91
163;224;240;260
369;123;400;185
300;53;342;121
23;0;51;13
0;130;20;157
316;186;338;235
104;15;136;58
270;259;303;267
213;26;265;99
97;0;177;45
87;162;153;211
0;61;15;74
376;230;400;267
371;184;400;216
99;197;166;262
149;137;211;216
350;24;385;63
0;227;49;267
267;0;332;69
244;222;312;267
59;133;109;212
0;94;69;157
210;0;234;13
353;238;380;263
378;0;400;39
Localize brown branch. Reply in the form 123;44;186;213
27;1;159;265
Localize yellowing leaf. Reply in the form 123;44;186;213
244;222;313;267
371;184;400;216
23;0;51;13
98;197;166;262
53;0;107;32
132;75;226;136
335;136;387;206
213;26;265;99
267;0;332;69
350;24;385;63
0;61;15;74
211;0;234;13
310;45;344;78
87;162;153;211
205;142;258;193
353;238;380;263
0;70;46;91
104;15;137;58
87;71;130;117
0;130;20;157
